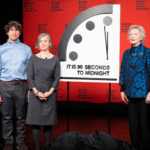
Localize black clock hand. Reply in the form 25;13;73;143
104;26;108;60
107;32;108;60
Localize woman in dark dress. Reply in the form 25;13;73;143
26;33;60;150
120;25;150;150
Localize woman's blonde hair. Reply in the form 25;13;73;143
128;25;146;43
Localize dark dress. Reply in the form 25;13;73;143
26;55;60;125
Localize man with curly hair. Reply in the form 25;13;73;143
0;21;32;150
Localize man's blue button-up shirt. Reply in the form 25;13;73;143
0;40;32;81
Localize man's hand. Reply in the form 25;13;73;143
27;92;29;102
145;92;150;104
121;92;129;105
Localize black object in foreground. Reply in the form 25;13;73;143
43;130;136;150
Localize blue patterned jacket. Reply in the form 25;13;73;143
119;44;150;98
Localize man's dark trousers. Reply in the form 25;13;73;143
0;81;28;144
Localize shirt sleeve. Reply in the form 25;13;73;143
120;84;125;92
146;48;150;92
27;47;33;65
51;57;60;90
148;78;150;92
119;51;127;85
27;56;36;90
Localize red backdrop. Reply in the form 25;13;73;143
23;0;150;103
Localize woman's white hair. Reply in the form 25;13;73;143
35;33;52;49
128;25;146;43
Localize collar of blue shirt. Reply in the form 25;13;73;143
7;39;21;45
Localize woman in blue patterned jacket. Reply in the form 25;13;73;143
120;25;150;150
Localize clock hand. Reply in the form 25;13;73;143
104;26;108;60
107;32;108;60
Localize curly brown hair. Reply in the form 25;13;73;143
4;21;22;34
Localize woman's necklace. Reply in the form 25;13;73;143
39;54;49;59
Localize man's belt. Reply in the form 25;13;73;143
0;80;26;85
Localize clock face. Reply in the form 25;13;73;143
59;4;120;83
